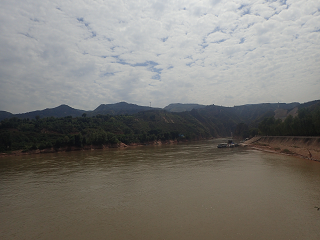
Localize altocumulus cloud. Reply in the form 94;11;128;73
0;0;319;113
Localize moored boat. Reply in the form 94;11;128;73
217;143;228;148
217;140;238;148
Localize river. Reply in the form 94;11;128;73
1;139;320;239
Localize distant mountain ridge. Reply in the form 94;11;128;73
232;102;301;124
163;103;206;112
0;102;160;121
0;111;13;120
1;101;320;127
1;100;319;151
12;104;86;120
92;102;158;116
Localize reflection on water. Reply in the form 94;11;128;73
1;139;320;240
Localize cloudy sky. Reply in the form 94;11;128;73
0;0;319;114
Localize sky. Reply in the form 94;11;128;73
0;0;319;114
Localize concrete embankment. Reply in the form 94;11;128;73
243;136;320;162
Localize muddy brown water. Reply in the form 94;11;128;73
1;139;320;239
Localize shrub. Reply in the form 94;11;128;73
281;149;292;154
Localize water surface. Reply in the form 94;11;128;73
1;139;320;239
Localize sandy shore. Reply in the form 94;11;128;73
242;136;320;162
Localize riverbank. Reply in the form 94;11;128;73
0;139;184;158
2;136;320;161
242;136;320;162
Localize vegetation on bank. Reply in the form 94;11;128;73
257;106;320;136
1;101;319;153
0;111;212;153
232;103;320;139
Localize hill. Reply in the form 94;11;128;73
0;111;13;121
233;102;300;124
1;101;316;123
1;100;319;153
163;103;206;112
0;109;213;152
1;100;319;138
92;102;159;116
13;105;86;120
0;102;159;121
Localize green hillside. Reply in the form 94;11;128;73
163;103;206;112
0;110;213;153
1;100;320;153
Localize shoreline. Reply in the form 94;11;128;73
0;139;187;158
1;136;320;163
242;136;320;162
248;145;320;162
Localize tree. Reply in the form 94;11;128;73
75;133;83;147
234;123;249;139
283;115;293;135
258;117;275;135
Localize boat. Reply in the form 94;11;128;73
217;143;228;148
217;140;238;148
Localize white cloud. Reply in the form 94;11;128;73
0;0;319;113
